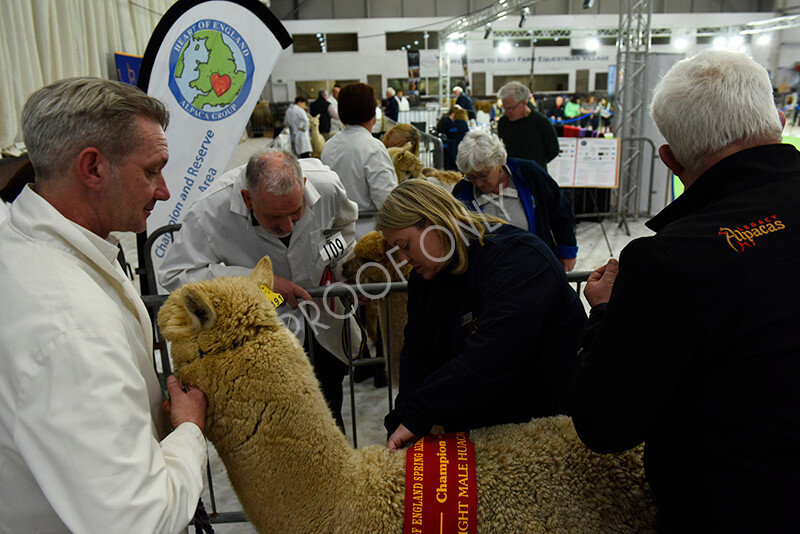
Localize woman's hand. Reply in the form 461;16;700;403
386;424;418;453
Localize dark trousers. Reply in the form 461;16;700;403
305;334;349;432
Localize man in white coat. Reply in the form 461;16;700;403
0;77;208;533
284;96;312;158
159;150;359;429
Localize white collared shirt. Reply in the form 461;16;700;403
320;124;398;213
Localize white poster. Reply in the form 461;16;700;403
549;137;620;188
138;0;292;293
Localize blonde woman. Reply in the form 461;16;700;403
377;179;586;452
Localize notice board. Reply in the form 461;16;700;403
549;137;620;188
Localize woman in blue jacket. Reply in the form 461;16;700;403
378;179;586;452
453;129;579;271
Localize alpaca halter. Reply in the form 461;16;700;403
198;338;244;359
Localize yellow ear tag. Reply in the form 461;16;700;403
259;284;285;308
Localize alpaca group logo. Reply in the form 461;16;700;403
168;19;255;121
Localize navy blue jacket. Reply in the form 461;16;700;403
456;93;474;112
385;224;586;437
453;158;578;259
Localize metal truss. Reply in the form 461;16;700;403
614;0;652;227
437;0;547;111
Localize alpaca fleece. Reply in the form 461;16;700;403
157;256;657;533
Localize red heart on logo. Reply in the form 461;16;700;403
211;73;231;97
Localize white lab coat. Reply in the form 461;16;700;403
0;186;207;533
284;103;312;156
320;125;397;214
398;96;410;111
158;159;360;362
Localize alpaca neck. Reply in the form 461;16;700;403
205;341;360;530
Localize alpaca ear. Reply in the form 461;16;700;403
250;255;275;289
158;286;214;339
183;289;216;332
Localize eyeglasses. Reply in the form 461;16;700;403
503;100;524;113
464;169;493;183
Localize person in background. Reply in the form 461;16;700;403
396;89;410;112
443;106;470;171
453;129;578;271
382;123;420;155
328;84;342;135
597;96;613;133
321;82;398;238
309;88;340;140
496;81;560;172
159;149;358;431
284;96;312;158
382;87;399;122
548;95;565;122
0;77;207;533
579;94;598;130
490;98;504;122
380;179;586;452
570;49;800;532
563;96;581;121
453;86;474;116
436;106;456;135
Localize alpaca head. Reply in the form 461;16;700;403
387;143;424;183
157;256;285;392
309;114;320;133
341;231;413;284
422;167;463;186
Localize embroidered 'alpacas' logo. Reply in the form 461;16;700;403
718;214;785;252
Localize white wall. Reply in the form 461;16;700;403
269;12;781;101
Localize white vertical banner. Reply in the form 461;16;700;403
137;0;292;293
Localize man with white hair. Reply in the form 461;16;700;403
497;81;559;171
382;87;399;122
570;50;800;531
452;85;474;115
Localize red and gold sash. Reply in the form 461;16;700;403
404;431;477;534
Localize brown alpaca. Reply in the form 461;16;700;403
342;231;412;387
